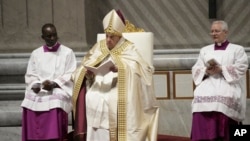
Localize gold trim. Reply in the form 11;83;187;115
73;39;132;141
108;40;131;141
72;69;86;117
72;43;109;117
113;57;126;140
124;20;145;32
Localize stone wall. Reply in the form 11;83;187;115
0;0;249;52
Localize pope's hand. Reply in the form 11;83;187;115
110;65;118;72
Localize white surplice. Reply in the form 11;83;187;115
21;44;77;113
192;43;248;122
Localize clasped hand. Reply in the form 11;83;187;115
31;80;57;94
109;65;118;72
206;65;222;75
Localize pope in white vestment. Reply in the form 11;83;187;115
72;9;159;141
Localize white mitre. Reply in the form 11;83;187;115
103;9;125;36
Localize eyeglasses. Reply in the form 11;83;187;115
210;30;224;34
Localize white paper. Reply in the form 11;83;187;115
84;59;115;76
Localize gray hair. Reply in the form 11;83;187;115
212;20;228;31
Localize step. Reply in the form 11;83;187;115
0;84;25;100
0;100;73;127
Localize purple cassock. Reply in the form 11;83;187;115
191;112;238;141
22;108;68;141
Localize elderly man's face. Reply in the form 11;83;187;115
210;23;227;44
106;33;121;50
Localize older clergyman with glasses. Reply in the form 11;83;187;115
191;20;248;141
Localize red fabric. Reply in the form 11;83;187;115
116;9;125;24
73;79;87;141
157;134;190;141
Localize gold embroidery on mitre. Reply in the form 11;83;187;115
104;12;122;36
124;20;145;32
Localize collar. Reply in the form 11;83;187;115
111;37;125;51
214;40;229;50
43;42;60;52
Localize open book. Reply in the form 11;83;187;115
84;59;115;76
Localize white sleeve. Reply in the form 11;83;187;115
221;47;248;83
192;50;207;85
25;52;41;90
54;50;77;95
